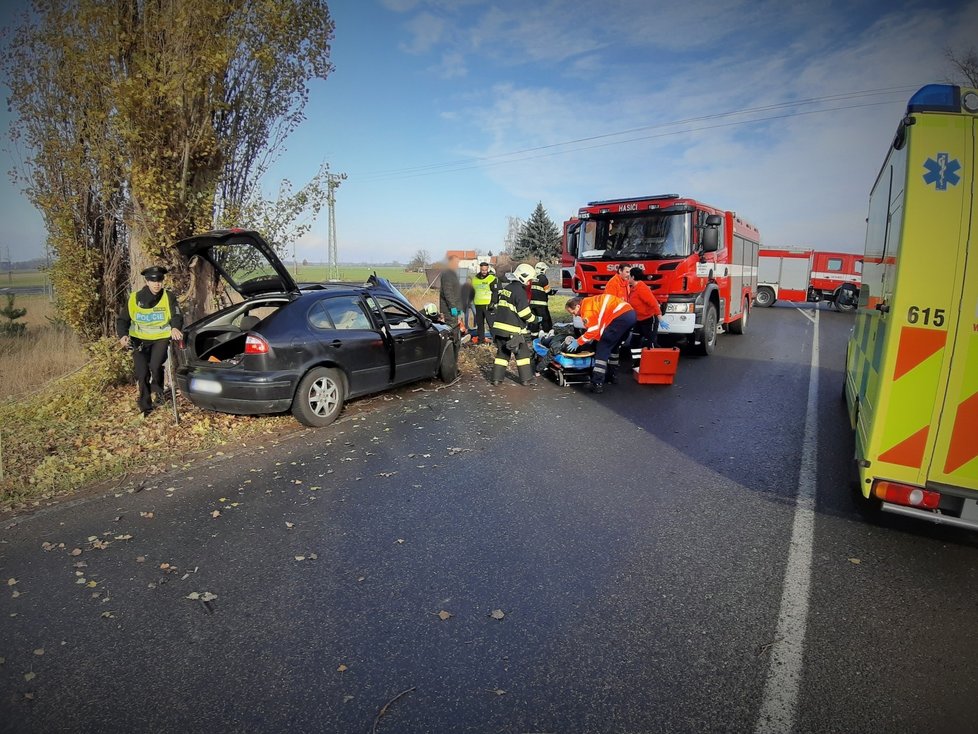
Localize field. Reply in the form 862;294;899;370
0;270;50;289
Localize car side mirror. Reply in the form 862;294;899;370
701;227;719;253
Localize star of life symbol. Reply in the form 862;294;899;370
922;152;961;190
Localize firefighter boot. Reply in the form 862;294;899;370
516;360;536;386
491;356;508;385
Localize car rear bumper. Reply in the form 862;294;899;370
176;366;297;415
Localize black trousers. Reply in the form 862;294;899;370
634;317;659;348
474;305;493;339
132;339;170;411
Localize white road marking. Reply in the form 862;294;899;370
755;308;819;734
795;306;817;324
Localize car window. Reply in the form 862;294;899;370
375;297;422;330
320;296;373;331
307;300;335;330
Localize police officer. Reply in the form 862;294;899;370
470;261;498;344
117;266;183;416
490;264;538;386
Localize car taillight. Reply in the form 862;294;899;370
244;334;269;355
872;480;940;509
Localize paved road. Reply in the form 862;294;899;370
2;304;976;733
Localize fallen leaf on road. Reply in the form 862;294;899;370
41;542;56;552
337;664;348;672
211;510;221;518
848;558;861;565
70;548;82;556
377;472;397;478
295;555;306;561
136;556;145;563
487;688;506;696
73;561;87;568
6;578;16;586
396;539;405;544
489;609;506;620
140;512;154;519
437;610;453;621
285;522;295;529
33;649;43;656
24;672;35;682
309;553;318;560
114;534;133;541
100;611;114;619
24;692;35;701
11;590;21;598
219;497;227;503
91;540;109;550
87;581;98;588
343;695;354;703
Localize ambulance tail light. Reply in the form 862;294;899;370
871;480;940;509
244;334;270;355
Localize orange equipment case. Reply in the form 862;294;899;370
634;347;680;385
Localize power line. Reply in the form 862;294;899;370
355;85;919;182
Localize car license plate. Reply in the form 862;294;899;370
190;377;222;395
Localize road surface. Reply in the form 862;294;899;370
2;304;976;733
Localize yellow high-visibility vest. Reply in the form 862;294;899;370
128;291;173;341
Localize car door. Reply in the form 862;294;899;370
370;296;440;384
308;295;391;396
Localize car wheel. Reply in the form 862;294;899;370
291;366;345;427
695;302;718;356
438;343;459;382
729;297;749;335
754;287;775;308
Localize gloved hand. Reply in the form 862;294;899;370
537;330;545;339
563;338;580;353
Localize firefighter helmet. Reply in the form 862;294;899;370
421;302;438;317
534;262;548;274
513;263;535;285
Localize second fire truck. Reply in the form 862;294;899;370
566;194;760;355
755;247;862;311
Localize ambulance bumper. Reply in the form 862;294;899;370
882;502;978;532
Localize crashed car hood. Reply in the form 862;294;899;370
176;229;300;298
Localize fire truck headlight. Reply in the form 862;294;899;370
665;303;694;314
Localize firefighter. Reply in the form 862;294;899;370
529;262;553;335
117;266;184;416
604;262;630;300
626;266;661;359
490;263;538;386
564;293;636;393
470;261;498;344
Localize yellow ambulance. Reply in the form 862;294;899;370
845;83;978;529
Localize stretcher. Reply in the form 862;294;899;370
532;339;595;387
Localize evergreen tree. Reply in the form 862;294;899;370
513;202;561;261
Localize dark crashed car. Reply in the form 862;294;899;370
173;229;458;427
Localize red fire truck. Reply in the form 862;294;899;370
755;248;861;311
567;194;760;355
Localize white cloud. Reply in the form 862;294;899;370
399;12;446;55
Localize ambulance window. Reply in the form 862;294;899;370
826;258;843;271
855;260;863;274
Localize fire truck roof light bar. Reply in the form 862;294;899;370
586;194;680;206
906;84;960;113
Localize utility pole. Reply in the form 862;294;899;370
326;172;347;281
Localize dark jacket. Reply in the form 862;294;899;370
438;268;462;317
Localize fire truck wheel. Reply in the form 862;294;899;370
695;303;718;356
754;287;776;308
729;298;749;335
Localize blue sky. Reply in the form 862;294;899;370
2;0;977;264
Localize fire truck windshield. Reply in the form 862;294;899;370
579;212;690;260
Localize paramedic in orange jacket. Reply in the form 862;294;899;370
626;266;661;351
564;294;636;393
604;263;630;300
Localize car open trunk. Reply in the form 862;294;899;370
181;298;289;365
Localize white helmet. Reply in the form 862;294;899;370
421;302;438;317
513;263;536;285
534;262;548;274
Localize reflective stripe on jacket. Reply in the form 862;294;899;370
128;291;173;341
576;293;634;346
628;280;662;321
493;282;536;335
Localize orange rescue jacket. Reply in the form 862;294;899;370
628;280;662;321
576;294;634;346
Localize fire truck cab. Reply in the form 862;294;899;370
568;195;760;355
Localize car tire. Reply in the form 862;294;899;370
291;366;345;427
695;302;718;356
728;297;749;334
438;343;459;382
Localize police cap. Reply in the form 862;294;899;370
141;266;168;282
